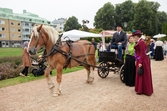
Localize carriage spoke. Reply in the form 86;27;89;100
97;62;109;78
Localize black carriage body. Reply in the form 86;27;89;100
99;51;116;62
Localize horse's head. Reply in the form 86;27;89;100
28;24;46;55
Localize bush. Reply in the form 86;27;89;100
0;56;39;80
0;62;22;80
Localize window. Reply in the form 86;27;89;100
0;27;5;31
11;34;15;38
11;28;15;32
18;35;21;38
25;29;29;32
11;22;14;25
2;14;6;17
18;23;21;26
25;23;29;26
18;29;21;32
0;20;5;24
0;34;6;38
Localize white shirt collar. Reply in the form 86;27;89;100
137;37;142;42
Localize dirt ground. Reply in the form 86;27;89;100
0;59;167;111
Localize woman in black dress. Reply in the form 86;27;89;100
124;36;136;86
154;38;164;61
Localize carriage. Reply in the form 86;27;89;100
97;50;125;82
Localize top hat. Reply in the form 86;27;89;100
116;23;123;28
132;30;142;36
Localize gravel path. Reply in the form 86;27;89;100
0;59;167;111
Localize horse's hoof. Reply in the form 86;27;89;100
52;93;60;97
86;80;93;84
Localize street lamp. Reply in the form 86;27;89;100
124;22;127;31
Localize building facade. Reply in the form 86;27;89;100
52;18;67;32
0;8;52;47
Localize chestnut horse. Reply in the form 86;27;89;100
28;25;96;97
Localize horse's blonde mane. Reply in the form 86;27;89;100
33;25;59;44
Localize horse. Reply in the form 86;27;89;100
28;25;96;97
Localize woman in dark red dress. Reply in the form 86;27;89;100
132;30;153;96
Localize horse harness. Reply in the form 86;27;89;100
42;36;95;69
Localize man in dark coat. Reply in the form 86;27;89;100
110;24;127;59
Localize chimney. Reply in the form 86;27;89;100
23;10;26;13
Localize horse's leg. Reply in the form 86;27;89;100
84;66;90;83
52;64;63;97
45;66;55;94
86;57;96;84
88;66;94;84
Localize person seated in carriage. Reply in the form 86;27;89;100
110;24;127;59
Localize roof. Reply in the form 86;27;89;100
0;8;51;25
52;18;67;24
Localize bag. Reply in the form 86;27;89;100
138;67;144;75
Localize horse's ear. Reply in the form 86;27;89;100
37;24;43;32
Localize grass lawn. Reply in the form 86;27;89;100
0;66;84;88
0;48;22;58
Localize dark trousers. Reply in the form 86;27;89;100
21;66;29;76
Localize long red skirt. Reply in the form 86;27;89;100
135;56;153;96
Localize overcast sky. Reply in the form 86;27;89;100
1;0;167;28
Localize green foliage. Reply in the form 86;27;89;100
94;2;116;30
132;0;160;36
64;16;82;31
115;0;135;31
93;0;167;35
162;22;167;41
157;11;167;34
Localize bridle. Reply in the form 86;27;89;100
32;29;46;50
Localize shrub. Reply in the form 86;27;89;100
0;56;31;80
0;62;23;80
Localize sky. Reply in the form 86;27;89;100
1;0;167;28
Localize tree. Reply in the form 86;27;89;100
94;2;116;30
115;0;135;31
132;0;160;36
157;11;167;33
64;16;81;31
162;22;167;41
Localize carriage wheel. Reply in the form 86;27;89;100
120;64;125;83
97;62;109;78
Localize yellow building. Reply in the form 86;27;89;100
0;8;53;47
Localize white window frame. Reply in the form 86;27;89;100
11;34;15;38
11;28;15;32
0;20;5;24
0;34;6;38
